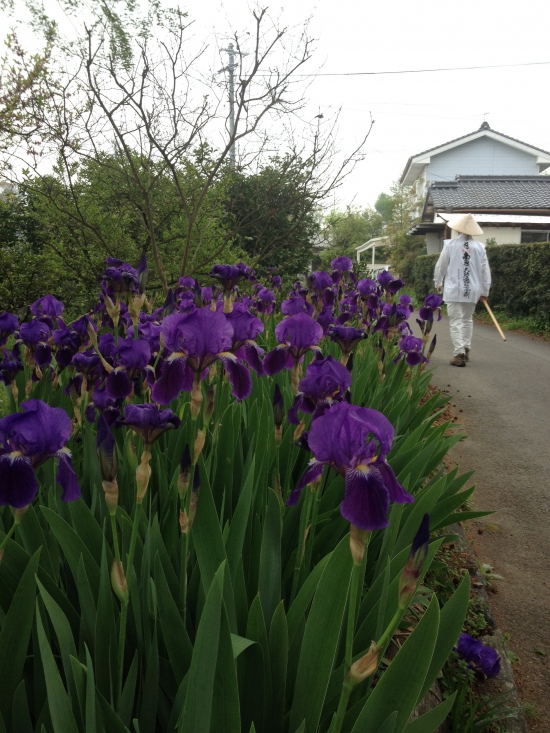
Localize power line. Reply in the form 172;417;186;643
291;59;550;77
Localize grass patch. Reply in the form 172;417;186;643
474;309;550;339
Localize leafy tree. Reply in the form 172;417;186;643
223;157;321;279
2;1;372;294
318;206;384;269
0;152;248;314
375;182;425;282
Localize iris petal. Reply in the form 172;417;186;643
106;370;133;400
242;342;264;375
263;346;292;376
341;466;390;531
56;451;81;501
221;357;252;402
0;454;38;508
287;461;325;506
151;356;193;405
374;460;414;504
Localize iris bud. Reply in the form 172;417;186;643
428;334;437;358
203;385;215;425
129;293;146;327
347;643;379;685
136;449;152;503
137;252;148;294
350;524;369;566
111;559;129;603
193;429;206;463
97;416;118;482
398;514;430;610
177;444;191;501
273;384;284;429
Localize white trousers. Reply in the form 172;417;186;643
447;301;476;356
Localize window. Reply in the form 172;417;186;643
520;231;550;243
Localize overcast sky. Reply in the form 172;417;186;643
4;0;550;210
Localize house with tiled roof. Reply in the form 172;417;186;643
401;122;550;253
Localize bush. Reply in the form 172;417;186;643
412;254;438;302
485;242;550;319
413;242;550;321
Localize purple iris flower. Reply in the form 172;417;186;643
136;252;148;293
201;287;213;306
179;276;195;289
101;260;139;297
152;308;251;404
419;294;443;323
210;263;250;291
225;305;265;375
339;294;359;315
52;326;82;370
121;403;181;447
72;352;101;373
373;303;411;337
398;294;414;314
388;278;405;295
0;312;19;348
288;356;351;424
358;279;377;298
281;297;314;317
455;634;501;678
331;256;353;272
377;270;394;288
19;319;52;367
288;401;413;530
398;336;425;366
316;306;334;331
87;386;120;426
30;295;64;318
0;399;80;508
271;275;282;289
311;271;333;297
264;313;323;377
106;337;152;400
20;319;50;346
328;325;367;358
256;288;276;315
0;345;23;400
71;315;96;346
138;321;161;353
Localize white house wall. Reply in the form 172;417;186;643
475;227;521;245
426;232;443;255
426;137;539;182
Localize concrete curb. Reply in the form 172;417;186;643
449;522;527;733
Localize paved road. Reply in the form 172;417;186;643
429;316;550;729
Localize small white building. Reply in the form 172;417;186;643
355;236;390;271
400;123;550;253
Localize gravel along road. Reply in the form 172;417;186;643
428;316;550;730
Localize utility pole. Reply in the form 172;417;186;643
219;43;239;168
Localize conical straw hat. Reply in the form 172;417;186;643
447;213;483;236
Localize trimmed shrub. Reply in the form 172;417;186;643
412;254;438;302
485;242;550;319
413;242;550;320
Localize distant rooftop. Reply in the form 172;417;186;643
400;122;550;185
427;175;550;210
410;122;550;161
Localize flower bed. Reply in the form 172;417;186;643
0;258;494;733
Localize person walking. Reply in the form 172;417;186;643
433;214;491;367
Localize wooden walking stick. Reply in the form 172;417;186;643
480;298;506;341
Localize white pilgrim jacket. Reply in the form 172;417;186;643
433;233;491;303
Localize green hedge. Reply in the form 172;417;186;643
412;254;438;302
413;242;550;320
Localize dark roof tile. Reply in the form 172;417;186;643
428;176;550;210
